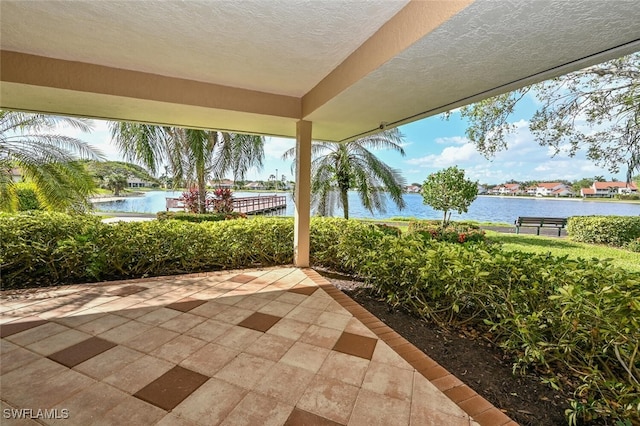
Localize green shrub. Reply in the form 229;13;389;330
567;216;640;247
626;238;640;252
407;220;485;243
16;185;42;211
156;211;247;222
0;212;292;288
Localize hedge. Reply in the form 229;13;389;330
567;215;640;247
156;211;247;222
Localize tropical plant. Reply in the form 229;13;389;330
452;53;640;182
421;166;478;227
0;110;102;212
102;173;128;196
283;129;407;219
110;123;264;213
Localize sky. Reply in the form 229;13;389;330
65;95;624;186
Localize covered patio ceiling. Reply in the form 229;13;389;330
1;0;639;142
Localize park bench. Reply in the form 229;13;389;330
515;217;567;236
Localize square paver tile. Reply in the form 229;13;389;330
318;351;370;387
0;345;41;375
361;361;414;402
258;300;298;317
185;318;232;342
214;352;275;389
123;327;179;353
216;325;263;351
285;305;324;324
348;389;410;426
275;292;307;305
214;305;254;324
244;333;296;362
93;395;167;426
74;345;145;380
159;312;206;333
0;318;48;338
411;373;470;420
97;320;152;344
180;342;239;377
237;312;282;332
297;375;359;424
137;308;182;326
47;381;128;425
316;311;352;331
280;342;330;373
284;408;343;426
233;295;272;311
4;321;68;346
371;341;414;370
266;318;309;340
344;317;377;339
299;325;342;349
254;363;315;405
149;335;207;363
48;336;117;368
188;300;230;318
103;355;174;394
172;378;247;424
166;298;207;312
220;391;293;426
134;365;209;411
26;329;92;356
333;331;377;360
75;314;129;335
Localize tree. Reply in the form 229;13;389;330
102;173;128;196
283;129;407;219
454;53;639;182
421;166;478;227
110;123;264;213
0;110;102;212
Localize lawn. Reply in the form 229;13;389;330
486;231;640;272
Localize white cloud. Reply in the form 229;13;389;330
263;136;295;160
434;136;467;145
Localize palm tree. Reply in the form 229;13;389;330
283;128;407;219
110;123;264;213
0;110;103;212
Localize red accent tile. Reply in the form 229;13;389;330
409;357;438;371
288;286;318;296
134;365;208;411
0;318;48;338
444;385;477;403
229;274;256;283
332;332;377;360
48;337;117;368
237;312;282;332
284;408;344;426
421;365;449;381
107;285;148;297
166;298;206;312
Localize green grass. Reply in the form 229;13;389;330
486;231;640;272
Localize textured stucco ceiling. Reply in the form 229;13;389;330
1;0;639;142
0;0;408;97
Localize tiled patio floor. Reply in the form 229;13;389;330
1;268;514;425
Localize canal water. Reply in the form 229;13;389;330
93;191;639;223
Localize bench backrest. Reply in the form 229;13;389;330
516;217;567;226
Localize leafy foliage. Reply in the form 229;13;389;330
283;129;407;219
567;216;640;247
453;53;640;181
156;211;247;222
15;183;42;211
0;110;102;212
407;220;486;243
85;160;159;185
110;122;264;213
178;188;235;213
102;172;128;196
421;166;478;227
0;212;291;288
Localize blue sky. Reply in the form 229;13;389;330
72;97;624;185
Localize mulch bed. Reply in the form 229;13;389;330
320;270;572;426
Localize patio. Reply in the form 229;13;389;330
1;267;513;425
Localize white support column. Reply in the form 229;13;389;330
294;120;312;267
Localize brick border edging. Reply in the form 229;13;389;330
303;268;517;426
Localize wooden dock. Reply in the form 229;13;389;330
166;195;286;215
